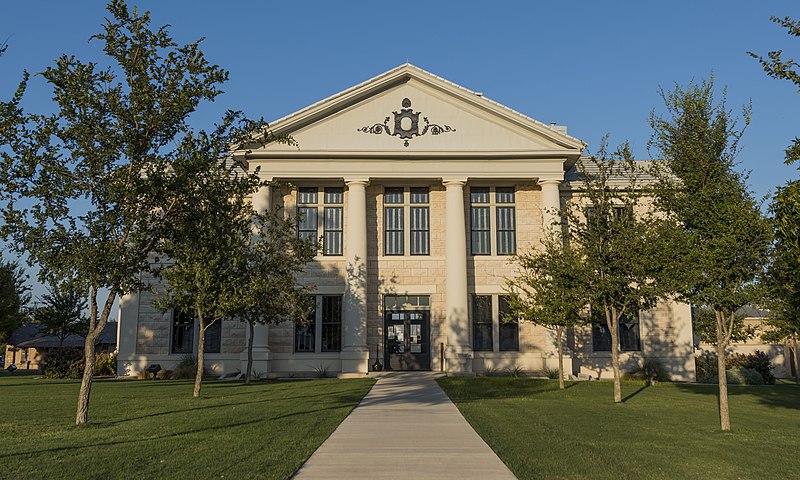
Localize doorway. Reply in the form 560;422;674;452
384;310;431;370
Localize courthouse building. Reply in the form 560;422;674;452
117;64;696;380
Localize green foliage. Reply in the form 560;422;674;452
170;355;198;380
543;366;561;380
623;357;672;383
695;351;774;385
0;258;30;344
728;351;775;385
749;16;800;166
710;368;764;386
32;283;89;346
311;363;332;378
41;348;84;379
94;352;117;376
506;365;526;378
695;352;718;383
693;307;754;345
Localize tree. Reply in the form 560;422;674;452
0;258;30;345
648;78;772;431
505;233;589;389
693;307;754;345
749;16;800;166
0;0;231;424
566;140;677;403
762;182;800;384
153;115;277;398
33;283;89;346
236;201;317;385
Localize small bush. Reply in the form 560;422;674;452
695;352;718;383
311;363;331;378
170;355;198;380
728;351;775;385
710;367;765;386
625;358;671;383
41;348;84;379
543;366;561;380
506;365;526;378
483;366;502;377
156;369;172;380
94;352;117;376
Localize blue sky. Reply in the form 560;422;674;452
1;1;799;299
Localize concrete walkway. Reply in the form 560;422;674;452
293;372;517;479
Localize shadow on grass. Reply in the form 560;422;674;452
674;382;800;411
0;404;350;460
437;377;578;402
621;384;649;403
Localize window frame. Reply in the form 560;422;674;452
498;295;519;352
296;186;346;257
382;186;431;257
472;295;494;352
171;310;195;355
470;186;517;256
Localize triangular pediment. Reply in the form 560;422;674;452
246;64;584;158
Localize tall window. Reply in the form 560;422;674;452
295;299;316;353
498;296;519;351
592;311;641;352
321;296;342;352
496;187;516;255
298;186;345;256
384;187;404;255
410;187;430;255
472;295;493;351
298;187;318;243
204;320;222;354
470;187;491;255
323;188;343;256
295;295;344;352
171;310;194;354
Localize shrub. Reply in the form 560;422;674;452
506;365;526;378
170;355;198;380
311;363;331;378
156;369;172;380
94;352;117;376
710;368;765;386
483;366;501;377
728;351;775;385
624;358;671;383
543;366;561;380
41;348;84;379
695;352;718;383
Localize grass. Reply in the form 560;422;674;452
0;375;374;479
438;377;800;480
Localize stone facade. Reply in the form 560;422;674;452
117;64;697;381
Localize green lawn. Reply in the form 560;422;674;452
438;377;799;480
0;375;374;479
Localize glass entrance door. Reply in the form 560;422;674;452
384;310;430;370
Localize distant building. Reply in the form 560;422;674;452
3;322;117;370
117;64;695;380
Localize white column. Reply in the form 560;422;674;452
242;183;272;377
539;179;562;238
341;178;370;375
443;178;473;374
116;289;140;376
538;179;569;371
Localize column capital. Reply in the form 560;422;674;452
344;178;370;187
442;177;468;187
538;179;562;186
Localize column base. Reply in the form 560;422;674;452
239;347;271;379
445;347;474;374
341;350;369;374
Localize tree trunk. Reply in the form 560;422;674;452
793;334;799;386
194;310;206;398
245;321;255;385
556;326;565;390
715;313;731;432
607;305;621;403
76;286;115;425
75;333;97;425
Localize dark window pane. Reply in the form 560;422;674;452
496;187;515;204
620;313;641;351
295;300;317;352
204;319;222;354
470;187;489;204
496;206;516;255
171;310;194;354
384;187;404;204
323;207;343;256
498;296;519;351
410;187;430;204
471;206;490;255
324;187;343;204
410;206;429;255
321;296;342;352
592;321;612;352
298;187;318;204
472;295;493;351
384;206;404;255
298;207;318;242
